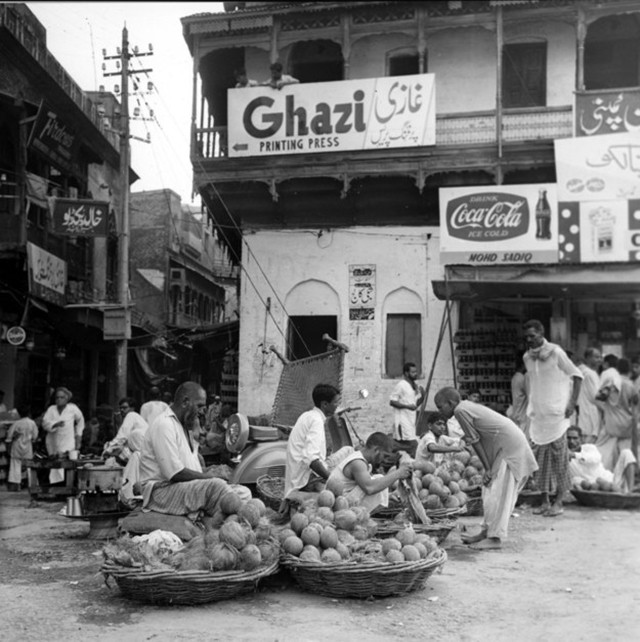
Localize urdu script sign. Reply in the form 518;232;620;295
228;74;436;157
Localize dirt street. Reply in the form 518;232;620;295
1;487;639;642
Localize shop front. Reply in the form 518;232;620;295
433;180;640;412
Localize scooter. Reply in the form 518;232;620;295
224;390;369;489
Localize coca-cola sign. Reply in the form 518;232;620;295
446;192;529;241
439;184;558;266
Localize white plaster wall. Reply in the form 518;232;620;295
237;226;456;436
345;20;576;113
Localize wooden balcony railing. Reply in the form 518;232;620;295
192;106;573;161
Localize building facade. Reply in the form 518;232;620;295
0;3;131;417
181;0;640;431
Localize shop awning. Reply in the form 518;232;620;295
432;263;640;302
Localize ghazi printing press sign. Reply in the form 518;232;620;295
438;184;559;266
228;74;435;157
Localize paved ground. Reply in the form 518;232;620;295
1;487;640;641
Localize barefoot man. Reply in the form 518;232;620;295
435;387;538;550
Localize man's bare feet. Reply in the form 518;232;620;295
461;526;488;544
532;504;551;515
469;537;502;550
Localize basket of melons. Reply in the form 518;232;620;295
277;490;447;598
570;478;640;510
101;494;280;605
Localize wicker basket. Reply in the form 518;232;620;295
280;548;447;598
570;489;640;510
464;496;484;517
101;560;279;605
256;475;285;511
373;519;456;545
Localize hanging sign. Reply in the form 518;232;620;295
50;198;109;236
5;326;26;346
438;184;558;265
228;74;436;157
575;89;640;137
349;264;376;320
28;102;81;177
26;242;67;306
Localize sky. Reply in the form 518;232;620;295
25;1;225;205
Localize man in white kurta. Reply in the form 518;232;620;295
284;383;352;500
138;381;245;518
577;348;603;443
42;387;85;484
389;362;424;455
103;398;148;461
435;388;538;550
523;320;582;517
139;386;169;427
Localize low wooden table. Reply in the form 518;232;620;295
24;458;103;500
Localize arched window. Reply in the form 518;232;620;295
290;40;343;83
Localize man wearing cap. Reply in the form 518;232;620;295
139;386;169;428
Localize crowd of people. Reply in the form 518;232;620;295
3;316;638;553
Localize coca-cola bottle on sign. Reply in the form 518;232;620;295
535;189;551;240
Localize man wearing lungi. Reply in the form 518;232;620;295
435;387;538;550
138;381;249;519
523;319;583;517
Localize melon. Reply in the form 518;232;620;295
469;456;482;470
425;495;441;510
449;481;461;495
419;489;430;502
240;544;262;571
300;546;322;562
454;492;468;507
320;526;339;550
422;473;436;489
414;542;428;559
365;519;379;538
450;471;461;483
396;527;417;546
470;474;484;486
246;498;267;516
178;552;212;571
352;525;368;541
454;450;471;465
290;512;309;535
317;489;336;508
580;479;592;490
386;549;405;563
219;521;247;549
414;533;431;547
421;461;437;475
401;545;421;562
321;548;342;563
458;478;469;491
301;525;321;547
204;528;219;549
423;536;438;554
463;466;478;480
277;528;297;544
444;495;460;509
282;535;304;556
336;529;355;546
428;480;444;495
225;514;240;523
436;469;451;485
308;521;324;534
450;460;466;474
238;502;261;528
334;509;358;531
333;496;350;512
219;491;244;515
336;541;351;560
207;510;226;529
255;522;273;542
316;506;335;523
209;543;238;570
436;485;452;500
351;505;370;525
381;538;402;554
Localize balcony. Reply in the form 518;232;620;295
193;105;573;162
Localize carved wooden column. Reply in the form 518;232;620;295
576;7;586;91
341;14;351;79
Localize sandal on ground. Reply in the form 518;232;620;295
544;507;564;517
532;505;550;515
469;538;502;550
462;530;488;544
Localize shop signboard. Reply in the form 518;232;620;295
228;74;435;157
26;242;67;306
349;264;375;320
438;184;558;266
50;198;109;236
554;132;640;202
27;102;82;178
575;89;640;137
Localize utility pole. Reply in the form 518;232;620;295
103;26;153;401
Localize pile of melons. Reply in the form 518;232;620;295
278;489;440;564
172;493;280;572
413;450;485;511
577;477;622;493
104;491;280;573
